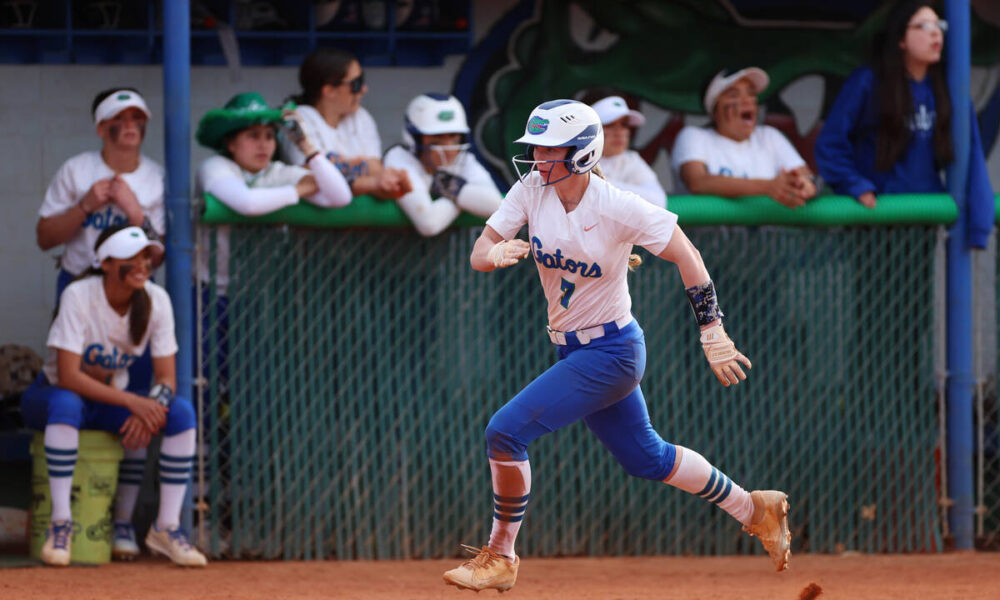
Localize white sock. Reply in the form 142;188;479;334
156;429;195;530
115;447;147;523
44;424;79;523
664;446;754;525
487;459;531;558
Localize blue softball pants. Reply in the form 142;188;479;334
21;374;196;436
485;320;677;481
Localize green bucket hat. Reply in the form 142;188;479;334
196;92;287;151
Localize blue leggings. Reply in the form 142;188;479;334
21;374;196;436
485;320;677;481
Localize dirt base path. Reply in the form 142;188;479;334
2;553;997;599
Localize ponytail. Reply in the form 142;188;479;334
592;165;641;270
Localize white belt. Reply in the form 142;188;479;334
546;315;633;346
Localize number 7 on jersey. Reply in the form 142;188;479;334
559;277;576;309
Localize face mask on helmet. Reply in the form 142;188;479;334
402;93;471;169
510;99;604;187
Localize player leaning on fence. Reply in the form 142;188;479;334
382;93;502;236
20;226;206;568
442;100;791;593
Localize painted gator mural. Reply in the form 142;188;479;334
453;0;1000;187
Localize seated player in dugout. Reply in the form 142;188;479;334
20;226;206;568
383;93;502;236
672;67;817;208
281;47;412;200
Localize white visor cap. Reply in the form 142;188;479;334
94;226;163;267
590;96;645;127
703;67;769;115
93;89;151;125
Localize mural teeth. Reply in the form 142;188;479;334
971;65;1000;110
568;3;619;52
779;75;825;136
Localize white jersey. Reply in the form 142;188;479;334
39;151;166;276
487;174;678;332
43;277;177;391
670;124;805;193
281;104;381;165
383;145;497;191
196;155;310;294
600;150;667;208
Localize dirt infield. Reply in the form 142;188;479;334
2;553;998;599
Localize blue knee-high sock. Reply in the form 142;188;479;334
44;424;79;523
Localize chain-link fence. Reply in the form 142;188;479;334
978;231;1000;549
194;225;943;559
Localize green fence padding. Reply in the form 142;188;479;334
667;194;956;226
197;225;944;560
201;192;957;228
201;193;487;228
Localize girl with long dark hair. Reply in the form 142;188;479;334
815;0;994;246
20;225;206;567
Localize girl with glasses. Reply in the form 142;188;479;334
815;0;994;246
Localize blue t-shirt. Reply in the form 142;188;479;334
816;66;994;247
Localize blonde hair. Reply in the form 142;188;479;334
592;165;642;270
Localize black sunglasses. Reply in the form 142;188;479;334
339;73;365;94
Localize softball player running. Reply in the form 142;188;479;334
384;93;502;236
20;225;206;567
443;100;790;593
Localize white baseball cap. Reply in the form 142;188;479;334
590;95;645;127
702;67;769;115
93;89;151;125
94;226;164;267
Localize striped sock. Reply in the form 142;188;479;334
44;424;79;523
664;446;754;525
156;429;195;530
114;448;147;523
488;458;531;558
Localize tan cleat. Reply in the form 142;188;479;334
146;524;208;567
40;520;73;566
743;490;791;571
443;544;519;592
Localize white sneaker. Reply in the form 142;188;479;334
743;490;791;571
145;524;208;567
112;521;140;560
443;544;519;592
40;520;73;566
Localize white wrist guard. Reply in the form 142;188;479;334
699;323;738;365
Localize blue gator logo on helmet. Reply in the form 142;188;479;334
527;115;549;135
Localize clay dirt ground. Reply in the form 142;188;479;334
2;554;998;599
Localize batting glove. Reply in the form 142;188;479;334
699;323;752;387
487;239;531;269
430;170;467;202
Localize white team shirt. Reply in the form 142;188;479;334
196;155;310;294
487;174;678;332
43;277;177;391
600;150;667;208
383;145;497;191
281;104;382;165
670;124;805;193
39;151;166;276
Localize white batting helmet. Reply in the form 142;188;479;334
511;99;604;186
402;93;470;154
